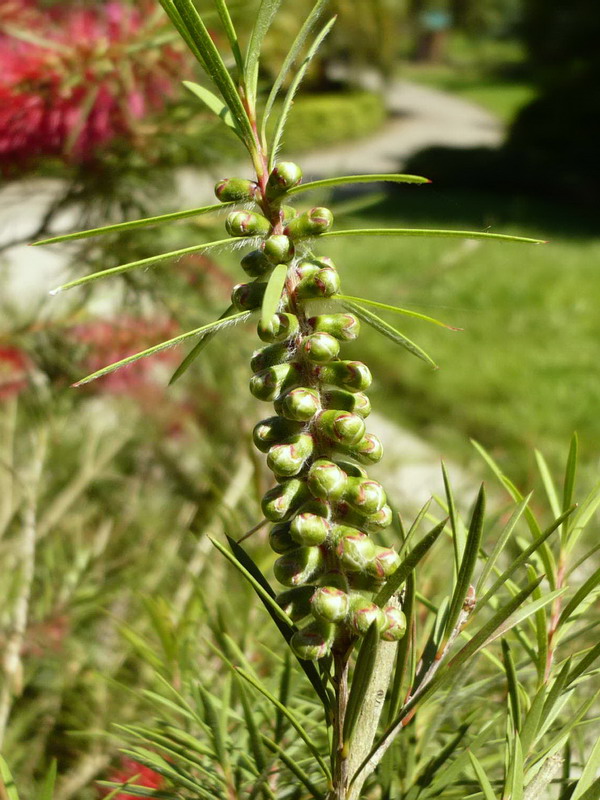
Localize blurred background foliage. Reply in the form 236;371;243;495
1;0;599;796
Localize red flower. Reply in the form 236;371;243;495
0;0;187;172
100;757;164;799
0;345;30;399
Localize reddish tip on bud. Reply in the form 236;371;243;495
226;211;271;237
284;207;334;239
265;162;303;199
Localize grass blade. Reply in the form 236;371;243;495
244;0;283;107
375;519;446;607
288;172;430;195
337;294;458;330
169;305;235;385
342;299;436;367
72;311;251;387
444;485;485;639
269;16;336;168
260;0;328;143
323;228;547;244
32;201;234;246
261;263;288;327
502;639;521;730
0;757;20;800
50;236;238;293
476;495;532;595
557;564;600;629
469;751;498;800
344;623;380;744
441;462;463;570
535;449;561;518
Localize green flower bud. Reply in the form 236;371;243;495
231;281;266;311
381;607;407;641
214;177;259;203
311;586;350;623
336;532;377;572
295;266;341;299
290;512;330;546
301;332;340;363
322;390;371;418
284;207;334;239
267;434;314;477
261;478;310;521
335;503;392;533
277;586;315;621
349;596;386;636
250;341;292;372
274;546;324;587
226;211;271;237
290;619;334;661
315;409;366;445
241;249;272;277
308;313;360;341
317;361;372;392
333;460;368;478
265;162;303;199
353;433;384;463
281;205;297;223
343;477;387;515
294;261;321;281
274;387;320;421
257;312;299;343
307;459;348;501
367;546;401;579
269;523;297;554
263;234;295;263
249;363;300;401
252;416;303;453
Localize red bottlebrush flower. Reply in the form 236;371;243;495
100;757;164;799
0;345;30;399
0;0;188;173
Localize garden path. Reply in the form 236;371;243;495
1;80;502;512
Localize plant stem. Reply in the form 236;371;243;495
329;649;351;800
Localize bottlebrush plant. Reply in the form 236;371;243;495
30;1;600;800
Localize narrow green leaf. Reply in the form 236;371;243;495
519;686;547;758
469;751;498;800
288;172;431;195
562;433;578;540
169;305;235;385
37;760;57;800
400;498;432;557
507;733;524;800
444;486;485;639
472;439;557;589
50;236;238;293
387;572;415;723
476;495;531;595
564;482;600;556
342;299;436;367
575;778;600;800
237;679;267;773
169;0;253;143
32;201;234;246
236;668;331;780
344;623;380;744
567;641;600;687
223;536;331;712
119;748;213;798
262;736;326;800
414;724;470;793
476;506;573;611
375;518;446;607
323;228;547;245
97;782;176;799
337;294;458;330
244;0;283;106
557;564;600;629
413;596;450;690
260;0;328;142
502;640;521;730
534;449;561;518
269;17;336;167
275;651;292;742
441;462;463;570
0;757;20;800
183;81;240;133
213;0;244;75
72;311;251;387
261;264;287;327
528;564;549;685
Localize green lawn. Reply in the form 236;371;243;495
323;189;600;480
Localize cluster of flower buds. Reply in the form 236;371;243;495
215;162;406;660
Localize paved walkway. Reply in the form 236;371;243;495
0;81;501;511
